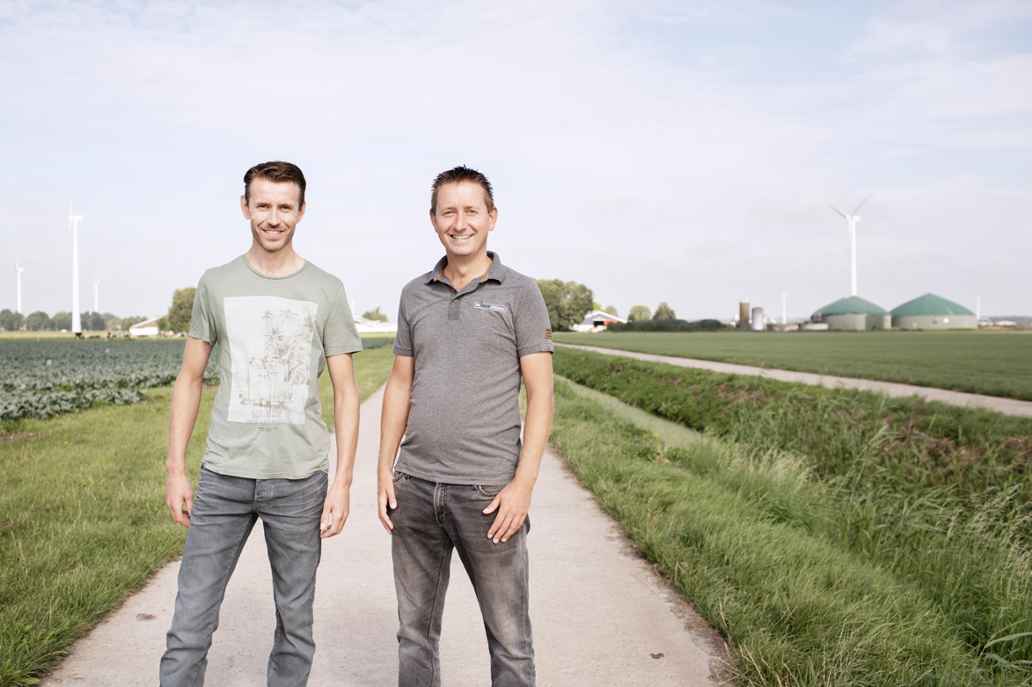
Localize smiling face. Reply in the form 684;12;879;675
240;177;305;254
430;181;497;259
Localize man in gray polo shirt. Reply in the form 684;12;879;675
377;166;554;687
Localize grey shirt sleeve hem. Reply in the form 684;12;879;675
325;345;363;357
518;342;555;357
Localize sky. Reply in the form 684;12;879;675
2;1;1030;321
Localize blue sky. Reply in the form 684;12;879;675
2;1;1030;320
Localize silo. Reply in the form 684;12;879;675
738;302;750;330
891;293;977;330
750;307;766;331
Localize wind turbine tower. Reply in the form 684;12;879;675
69;209;84;334
830;196;870;297
16;263;24;314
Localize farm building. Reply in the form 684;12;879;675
811;296;891;331
572;310;628;332
891;293;977;330
128;317;161;337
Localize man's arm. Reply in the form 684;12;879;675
165;337;213;528
377;354;414;532
484;352;554;543
320;353;360;538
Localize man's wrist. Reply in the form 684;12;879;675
166;461;188;478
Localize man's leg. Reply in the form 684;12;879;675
160;468;258;687
391;473;454;687
259;470;327;687
447;483;535;687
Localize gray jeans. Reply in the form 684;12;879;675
391;472;535;687
159;467;327;687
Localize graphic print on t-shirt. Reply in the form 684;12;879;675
224;296;317;424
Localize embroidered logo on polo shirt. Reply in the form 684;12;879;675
472;301;508;313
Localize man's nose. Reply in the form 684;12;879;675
266;210;280;226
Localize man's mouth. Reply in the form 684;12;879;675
448;233;473;241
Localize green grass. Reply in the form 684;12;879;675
555;348;1032;508
551;378;1032;685
0;345;395;687
555;330;1032;400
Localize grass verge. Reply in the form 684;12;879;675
552;378;1032;685
0;345;394;687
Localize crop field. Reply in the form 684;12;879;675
551;348;1032;685
0;337;388;423
554;330;1032;400
0;343;395;687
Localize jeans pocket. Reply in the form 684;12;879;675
393;471;411;485
473;483;506;498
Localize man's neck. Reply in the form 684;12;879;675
246;243;304;278
442;250;492;291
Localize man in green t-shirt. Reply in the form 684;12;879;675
159;161;363;687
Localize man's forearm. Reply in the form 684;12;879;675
167;375;204;475
514;388;553;486
332;386;360;486
378;379;411;477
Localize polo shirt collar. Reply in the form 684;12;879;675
425;251;507;285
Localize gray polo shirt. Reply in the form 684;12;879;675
393;252;554;484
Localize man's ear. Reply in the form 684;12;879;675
240;195;250;219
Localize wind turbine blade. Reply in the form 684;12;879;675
853;195;871;214
830;205;848;219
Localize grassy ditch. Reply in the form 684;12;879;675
552;378;1032;685
552;349;1032;681
554;348;1032;509
0;344;394;687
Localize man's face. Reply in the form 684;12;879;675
240;177;305;253
430;181;496;258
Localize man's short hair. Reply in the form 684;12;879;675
430;166;495;214
243;161;307;207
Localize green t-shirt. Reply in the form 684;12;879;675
189;255;363;479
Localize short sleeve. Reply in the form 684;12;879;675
324;281;364;357
393;293;414;357
188;274;217;344
514;281;555;357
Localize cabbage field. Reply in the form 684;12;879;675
0;337;388;423
0;339;207;422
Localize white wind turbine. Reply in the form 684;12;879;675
830;196;870;297
69;206;84;334
16;261;24;314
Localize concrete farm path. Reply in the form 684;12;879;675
560;343;1032;418
42;386;726;687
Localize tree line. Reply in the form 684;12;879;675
0;309;150;332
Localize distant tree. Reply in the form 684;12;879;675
121;315;148;330
101;312;120;330
537;279;594;331
51;311;72;330
167;288;196;334
627;305;652;322
158;316;170;332
361;306;388;322
653;302;676;320
81;311;106;331
603;305;618;317
25;311;51;331
0;309;24;331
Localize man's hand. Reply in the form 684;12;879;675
483;479;533;544
165;472;193;528
377;471;398;533
320;482;351;538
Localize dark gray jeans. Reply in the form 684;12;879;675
391;472;534;687
159;466;327;687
